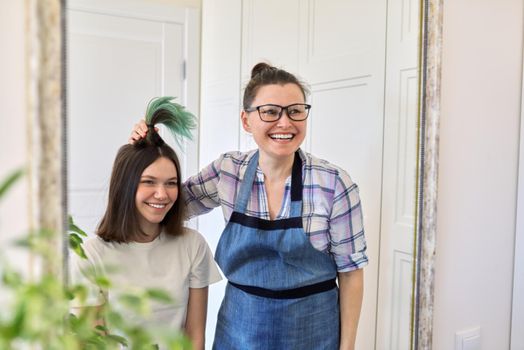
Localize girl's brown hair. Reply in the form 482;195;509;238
97;97;194;243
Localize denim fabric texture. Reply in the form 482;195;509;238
213;151;340;349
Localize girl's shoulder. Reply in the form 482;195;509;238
70;235;109;270
80;235;109;255
165;227;208;247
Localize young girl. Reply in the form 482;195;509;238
131;63;368;350
71;97;222;350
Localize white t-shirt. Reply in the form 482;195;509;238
70;228;222;333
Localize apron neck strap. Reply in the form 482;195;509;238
290;152;303;202
234;151;303;215
234;151;259;213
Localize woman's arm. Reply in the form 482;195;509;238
184;287;209;350
338;269;364;350
327;170;366;348
183;155;228;219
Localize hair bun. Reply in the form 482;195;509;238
251;62;274;78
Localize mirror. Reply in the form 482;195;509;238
28;0;442;348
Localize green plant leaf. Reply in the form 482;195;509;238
94;276;111;289
106;333;128;346
0;172;188;348
69;233;83;245
145;289;173;303
0;169;23;199
118;294;143;310
13;237;30;248
106;311;124;329
68;220;88;237
68;284;88;302
10;302;27;339
84;336;107;348
2;270;22;287
94;324;108;332
69;233;87;259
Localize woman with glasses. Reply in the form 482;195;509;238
131;63;367;350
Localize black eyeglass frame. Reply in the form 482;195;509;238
245;103;312;122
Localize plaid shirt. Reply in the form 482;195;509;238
183;149;368;272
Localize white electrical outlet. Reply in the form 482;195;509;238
455;327;481;350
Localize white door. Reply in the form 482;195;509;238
297;4;387;348
200;1;400;349
67;0;200;236
376;0;420;348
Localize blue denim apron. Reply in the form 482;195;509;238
213;151;340;350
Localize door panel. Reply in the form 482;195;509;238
241;0;301;75
376;0;420;347
203;1;387;349
298;0;387;85
67;2;198;237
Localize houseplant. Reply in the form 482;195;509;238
0;170;191;349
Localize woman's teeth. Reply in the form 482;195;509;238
270;134;293;140
147;203;166;209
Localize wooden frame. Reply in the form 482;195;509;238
413;0;443;348
28;0;443;346
26;0;67;277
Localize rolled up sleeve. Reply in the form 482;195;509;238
184;156;223;218
329;171;368;272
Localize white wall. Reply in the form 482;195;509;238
0;1;29;273
2;1;524;348
513;80;524;349
434;1;523;349
513;56;524;349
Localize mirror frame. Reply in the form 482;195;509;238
413;0;443;349
26;0;68;278
27;0;443;347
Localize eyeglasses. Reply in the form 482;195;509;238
245;103;311;122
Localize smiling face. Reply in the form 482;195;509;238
134;156;178;240
241;83;307;162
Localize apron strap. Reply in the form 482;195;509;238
234;151;303;216
234;151;260;213
289;152;303;217
290;151;302;202
228;278;336;299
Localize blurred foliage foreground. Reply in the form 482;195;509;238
0;170;191;349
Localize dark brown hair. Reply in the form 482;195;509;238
242;62;310;109
97;124;186;243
